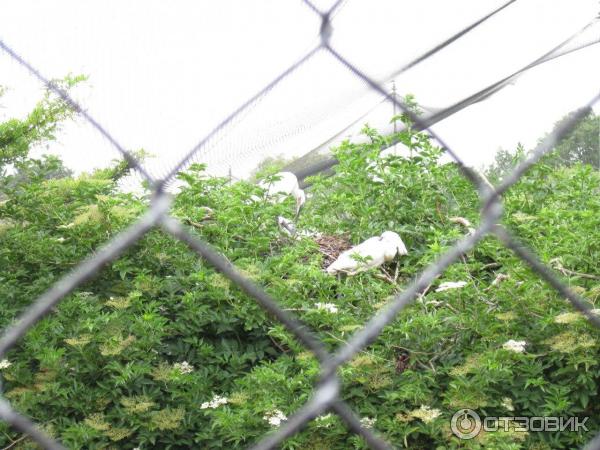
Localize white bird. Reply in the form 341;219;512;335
277;216;321;240
253;172;306;218
326;231;408;276
277;216;297;236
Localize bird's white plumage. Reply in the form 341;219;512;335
277;216;296;236
254;171;306;217
258;172;299;199
326;231;408;275
277;215;321;240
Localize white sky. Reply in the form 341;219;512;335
1;0;599;184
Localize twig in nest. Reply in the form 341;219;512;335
315;233;352;268
374;271;396;285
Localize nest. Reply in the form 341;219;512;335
314;233;353;269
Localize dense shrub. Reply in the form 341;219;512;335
1;110;599;448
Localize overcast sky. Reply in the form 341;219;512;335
1;0;599;183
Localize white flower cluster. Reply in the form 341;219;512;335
315;413;334;427
412;405;442;423
360;417;376;429
502;339;527;353
555;309;600;324
435;281;467;292
200;395;228;409
174;361;194;374
0;359;11;369
263;409;287;426
315;303;338;313
502;397;514;412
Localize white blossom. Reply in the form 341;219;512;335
502;397;514;412
315;413;334;427
200;395;229;409
174;361;194;374
0;359;11;369
360;417;376;429
411;405;442;423
315;303;338;314
263;409;287;427
554;312;581;324
54;237;66;243
57;222;75;229
502;339;527;353
435;281;467;292
316;413;333;421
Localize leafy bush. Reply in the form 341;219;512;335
1;98;599;449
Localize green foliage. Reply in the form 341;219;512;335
487;110;599;181
543;110;599;169
92;148;154;184
1;100;600;449
0;75;86;199
486;144;527;182
0;74;85;168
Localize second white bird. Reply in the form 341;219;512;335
254;171;306;218
326;231;408;275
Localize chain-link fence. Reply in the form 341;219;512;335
1;1;599;449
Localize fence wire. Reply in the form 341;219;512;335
292;15;600;184
1;1;599;449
